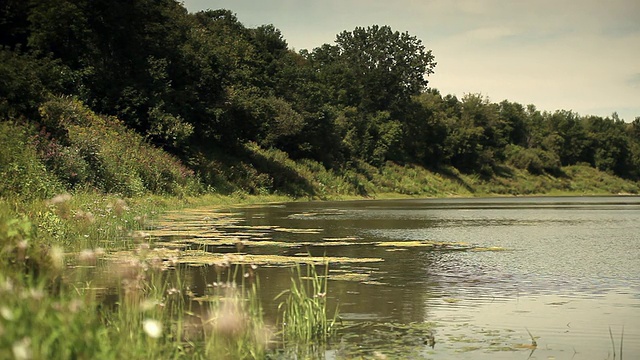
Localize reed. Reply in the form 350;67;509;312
609;326;625;360
276;262;339;345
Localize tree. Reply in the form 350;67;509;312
309;25;436;112
304;25;436;166
0;49;68;119
498;100;528;146
584;114;630;176
402;90;449;167
0;0;30;49
546;110;590;166
444;94;508;175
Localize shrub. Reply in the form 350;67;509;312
36;97;200;197
0;121;63;200
505;145;561;175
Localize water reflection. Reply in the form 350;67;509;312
166;196;640;358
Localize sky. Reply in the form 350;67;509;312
182;0;640;122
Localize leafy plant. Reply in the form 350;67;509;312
0;122;63;200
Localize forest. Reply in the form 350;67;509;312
2;0;640;200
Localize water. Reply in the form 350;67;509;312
169;196;640;358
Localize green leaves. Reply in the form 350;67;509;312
311;25;436;112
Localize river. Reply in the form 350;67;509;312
168;196;640;359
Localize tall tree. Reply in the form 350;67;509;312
546;110;590;166
584;114;630;175
310;25;436;112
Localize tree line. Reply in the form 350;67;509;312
2;0;640;189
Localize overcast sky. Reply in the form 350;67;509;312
182;0;640;122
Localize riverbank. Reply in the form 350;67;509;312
2;140;640;358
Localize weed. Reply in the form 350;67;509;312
276;262;339;346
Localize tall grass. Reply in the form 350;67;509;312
0;207;273;359
276;262;339;345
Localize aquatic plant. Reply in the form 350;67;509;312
276;262;339;345
609;326;625;360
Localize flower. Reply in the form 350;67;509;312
1;306;14;321
49;245;65;270
12;337;32;360
143;319;162;338
77;249;97;265
49;193;72;205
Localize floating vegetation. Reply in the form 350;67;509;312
287;209;346;219
376;240;438;248
442;298;461;304
190;239;286;247
145;207;511;264
331;321;438;358
177;251;384;267
375;240;471;249
103;247;181;263
361;280;388;286
104;248;383;268
274;227;323;234
328;272;371;282
438;323;541;355
470;246;509;252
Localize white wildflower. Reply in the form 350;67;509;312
49;245;65;270
12;337;32;360
143;318;162;338
140;299;159;312
0;306;14;321
49;193;72;205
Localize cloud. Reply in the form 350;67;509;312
628;74;640;89
461;26;515;41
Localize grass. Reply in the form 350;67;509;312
276;262;339;344
609;326;625;360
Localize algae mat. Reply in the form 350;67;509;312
133;206;510;271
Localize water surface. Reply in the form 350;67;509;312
172;196;640;359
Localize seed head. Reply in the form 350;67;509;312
143;319;162;338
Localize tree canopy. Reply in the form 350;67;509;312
1;0;639;194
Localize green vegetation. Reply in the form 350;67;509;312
1;0;639;358
276;263;339;344
2;0;640;201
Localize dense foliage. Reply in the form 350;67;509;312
1;0;639;199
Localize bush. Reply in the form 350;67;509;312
0;121;63;200
505;145;561;175
36;97;200;197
